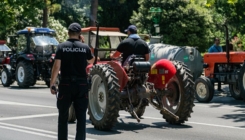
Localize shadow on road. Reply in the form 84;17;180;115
203;95;245;109
219;109;245;126
7;85;48;90
195;85;245;126
86;117;192;136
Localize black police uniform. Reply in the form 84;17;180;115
55;39;93;140
116;37;150;65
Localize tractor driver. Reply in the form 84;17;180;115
50;22;95;140
110;25;150;65
208;37;223;53
208;37;224;92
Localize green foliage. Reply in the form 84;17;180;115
98;0;139;32
206;0;245;35
0;0;45;39
130;0;214;52
230;33;245;51
53;0;90;27
48;17;68;42
2;0;245;54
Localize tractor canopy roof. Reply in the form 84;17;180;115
0;40;11;51
17;27;56;35
82;27;127;37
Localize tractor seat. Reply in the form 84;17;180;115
123;54;145;66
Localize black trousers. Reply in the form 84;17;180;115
57;79;88;140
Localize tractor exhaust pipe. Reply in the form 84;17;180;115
93;20;99;65
223;24;230;64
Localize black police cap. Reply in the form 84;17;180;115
68;23;81;32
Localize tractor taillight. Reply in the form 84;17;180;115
51;54;55;59
26;54;34;60
27;54;33;57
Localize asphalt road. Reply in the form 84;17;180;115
0;82;244;140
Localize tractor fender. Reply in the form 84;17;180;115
107;61;128;91
18;54;35;62
3;64;12;71
148;59;177;89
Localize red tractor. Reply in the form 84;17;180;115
0;40;12;85
68;23;195;131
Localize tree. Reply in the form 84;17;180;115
207;0;245;35
0;0;46;39
130;0;214;52
90;0;98;26
53;0;90;28
98;0;139;32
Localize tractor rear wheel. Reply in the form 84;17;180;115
238;63;245;100
88;64;120;131
68;102;76;123
194;77;214;103
1;68;14;87
16;61;34;88
161;61;195;124
229;83;243;100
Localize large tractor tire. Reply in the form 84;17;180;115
16;61;34;88
229;83;243;100
238;63;245;101
68;102;76;123
1;68;14;87
88;64;120;131
161;61;195;124
194;77;214;103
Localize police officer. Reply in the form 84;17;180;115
110;25;150;64
50;22;95;140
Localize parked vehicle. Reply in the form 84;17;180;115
0;27;59;88
0;40;12;85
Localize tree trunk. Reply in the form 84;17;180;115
42;0;48;27
90;0;98;26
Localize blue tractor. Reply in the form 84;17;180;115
0;27;59;88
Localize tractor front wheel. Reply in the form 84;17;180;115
88;64;120;131
194;77;214;103
1;68;14;87
16;61;34;88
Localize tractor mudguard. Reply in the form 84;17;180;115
3;64;12;71
107;61;128;91
148;59;177;89
18;54;35;61
86;61;128;91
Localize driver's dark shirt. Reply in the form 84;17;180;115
55;39;93;78
117;38;150;64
